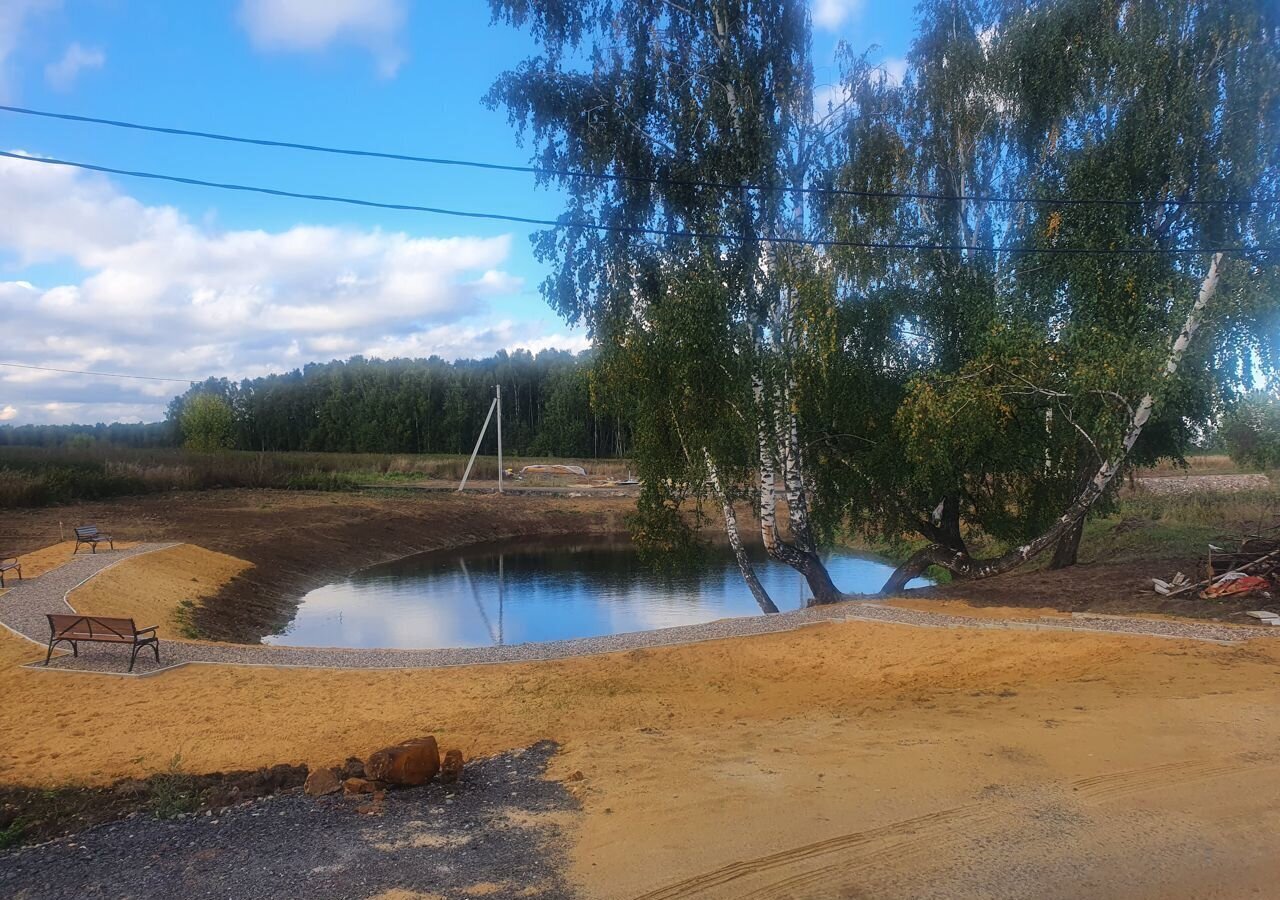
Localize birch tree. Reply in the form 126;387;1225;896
488;0;847;605
489;0;1279;606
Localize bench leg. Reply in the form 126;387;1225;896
44;638;55;666
71;641;78;658
152;641;160;664
129;644;139;673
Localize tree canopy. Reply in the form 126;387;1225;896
490;0;1280;601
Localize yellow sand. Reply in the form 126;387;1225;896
67;543;252;639
4;540;139;581
2;550;1278;898
883;596;1071;620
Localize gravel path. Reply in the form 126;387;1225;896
1136;473;1272;494
0;741;576;900
0;543;179;647
2;544;1274;677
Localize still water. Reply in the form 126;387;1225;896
264;535;925;650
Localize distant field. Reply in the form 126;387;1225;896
1136;454;1260;477
0;446;633;509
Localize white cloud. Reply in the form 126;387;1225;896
237;0;408;78
880;56;908;86
811;0;865;31
0;153;585;425
44;42;105;91
0;405;16;421
0;0;59;100
813;57;908;115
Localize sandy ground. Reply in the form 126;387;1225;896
2;594;1279;897
67;544;251;639
3;525;1279;897
883;597;1071;621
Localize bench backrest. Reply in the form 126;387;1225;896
74;525;100;539
48;614;138;640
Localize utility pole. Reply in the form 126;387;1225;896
458;389;497;493
496;383;503;494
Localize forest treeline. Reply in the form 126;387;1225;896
0;350;630;458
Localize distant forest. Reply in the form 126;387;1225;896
0;350;630;458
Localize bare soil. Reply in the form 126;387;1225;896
907;551;1278;622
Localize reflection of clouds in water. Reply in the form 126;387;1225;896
264;579;478;649
265;545;926;650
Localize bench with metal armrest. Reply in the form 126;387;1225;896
45;614;159;672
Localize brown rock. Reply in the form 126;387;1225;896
355;790;386;816
303;767;342;797
342;777;383;796
340;756;365;779
366;737;439;786
439;749;464;784
567;770;584;782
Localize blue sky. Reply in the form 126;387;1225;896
0;1;913;425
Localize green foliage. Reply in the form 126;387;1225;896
486;0;1280;583
159;350;626;458
180;394;236;453
147;755;203;820
0;458;147;508
0;818;25;850
1223;393;1280;470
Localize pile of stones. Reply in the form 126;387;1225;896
302;737;464;815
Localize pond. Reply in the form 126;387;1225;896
263;534;927;650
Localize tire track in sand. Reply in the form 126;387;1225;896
629;803;993;900
631;754;1279;899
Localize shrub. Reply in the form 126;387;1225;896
1223;393;1280;470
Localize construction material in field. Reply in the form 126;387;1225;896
517;464;587;479
1154;526;1280;601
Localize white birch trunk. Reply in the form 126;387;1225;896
704;449;779;615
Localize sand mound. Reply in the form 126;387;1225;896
68;544;252;640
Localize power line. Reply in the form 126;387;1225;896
0;361;194;384
2;151;1274;256
1;103;1273;210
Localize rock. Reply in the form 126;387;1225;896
366;737;440;786
303;767;342;797
340;756;366;779
439;749;464;784
355;791;386;816
567;770;584;782
343;777;384;796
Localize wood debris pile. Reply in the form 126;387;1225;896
1153;530;1280;602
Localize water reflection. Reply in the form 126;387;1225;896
263;535;927;650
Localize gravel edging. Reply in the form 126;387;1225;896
3;544;1274;678
0;740;577;900
0;543;180;647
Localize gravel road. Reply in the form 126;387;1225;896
0;742;577;900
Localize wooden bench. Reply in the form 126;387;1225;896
73;525;114;554
0;557;19;588
45;614;159;672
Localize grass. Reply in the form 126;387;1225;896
836;485;1280;579
1079;489;1280;565
147;755;204;820
173;598;203;640
1136;453;1261;477
0;446;632;509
